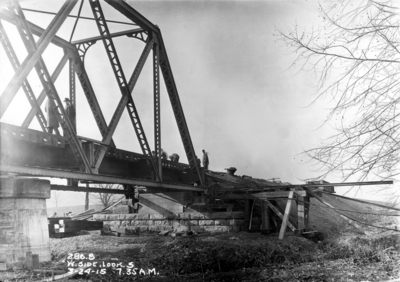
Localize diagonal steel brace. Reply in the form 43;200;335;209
7;0;92;173
0;0;77;119
0;20;49;133
89;0;159;180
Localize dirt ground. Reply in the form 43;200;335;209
1;193;400;282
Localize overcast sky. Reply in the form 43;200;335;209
0;0;393;207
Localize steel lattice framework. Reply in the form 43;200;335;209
0;0;205;191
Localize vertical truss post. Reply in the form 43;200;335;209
69;58;76;131
103;0;204;186
7;0;92;173
89;0;159;181
153;37;162;181
68;47;115;148
22;53;69;128
0;20;47;132
0;0;78;119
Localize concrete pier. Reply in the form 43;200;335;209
0;178;51;267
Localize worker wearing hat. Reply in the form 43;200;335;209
63;98;76;133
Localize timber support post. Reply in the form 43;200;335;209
260;200;275;234
297;194;310;233
244;199;254;232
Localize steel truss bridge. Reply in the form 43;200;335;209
0;0;205;193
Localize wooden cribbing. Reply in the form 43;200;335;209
263;199;297;232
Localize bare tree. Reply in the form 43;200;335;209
51;191;60;207
91;184;123;208
278;0;400;181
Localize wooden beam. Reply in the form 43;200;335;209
279;191;294;239
264;199;297;232
51;185;133;194
2;164;205;192
215;180;394;192
218;190;306;200
244;199;254;232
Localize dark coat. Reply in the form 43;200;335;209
202;152;209;166
45;99;59;129
65;104;76;125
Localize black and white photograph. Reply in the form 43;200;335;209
0;0;399;281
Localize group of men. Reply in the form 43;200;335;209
151;149;210;169
45;97;75;134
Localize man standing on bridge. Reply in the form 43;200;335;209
45;99;59;134
202;149;209;170
63;98;76;133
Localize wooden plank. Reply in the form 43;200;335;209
218;190;307;200
102;196;126;211
71;209;95;219
279;191;294;240
264;199;297;232
249;200;255;231
244;199;254;232
269;199;298;231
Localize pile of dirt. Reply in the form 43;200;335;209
45;230;399;281
2;193;399;281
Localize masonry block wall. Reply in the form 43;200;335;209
137;192;192;215
93;212;261;233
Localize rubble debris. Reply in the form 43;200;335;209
159;230;170;236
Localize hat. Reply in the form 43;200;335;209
63;98;71;102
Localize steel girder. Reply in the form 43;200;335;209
0;8;75;50
69;58;76;125
22;53;69;128
8;14;113;147
0;0;204;188
0;20;48;133
51;184;135;194
72;27;145;45
88;0;159;180
105;0;205;186
153;38;162;180
0;0;77;118
89;37;156;173
68;47;116;148
6;2;63;136
5;0;95;175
